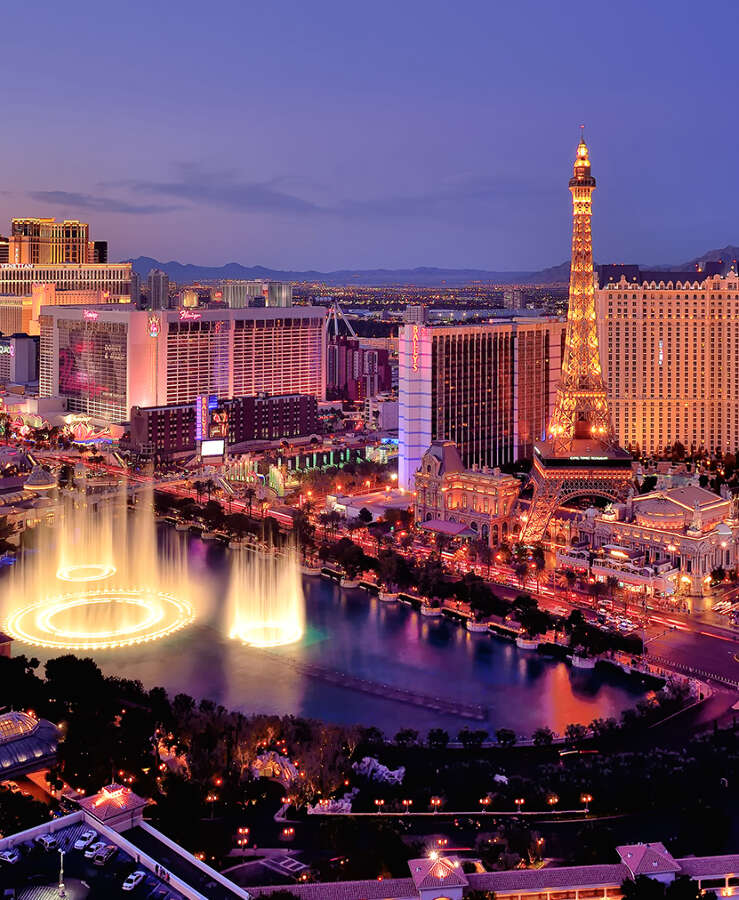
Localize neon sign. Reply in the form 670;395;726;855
0;344;15;357
83;309;99;321
412;324;419;372
147;315;161;338
178;308;201;321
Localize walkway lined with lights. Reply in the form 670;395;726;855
260;649;488;720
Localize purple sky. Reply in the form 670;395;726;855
2;0;736;271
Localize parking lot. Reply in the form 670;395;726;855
0;821;184;899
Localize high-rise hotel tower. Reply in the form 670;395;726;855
597;261;739;455
398;313;565;490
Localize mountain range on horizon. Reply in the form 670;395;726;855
126;245;739;288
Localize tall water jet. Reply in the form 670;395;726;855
2;482;195;651
228;547;304;648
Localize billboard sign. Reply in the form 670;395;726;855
201;438;225;458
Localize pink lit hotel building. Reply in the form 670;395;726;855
39;305;327;422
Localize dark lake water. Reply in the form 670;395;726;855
14;534;648;738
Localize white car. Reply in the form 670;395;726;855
74;830;96;850
85;840;106;859
34;834;58;852
0;848;21;864
122;870;146;891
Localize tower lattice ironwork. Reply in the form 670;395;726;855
520;134;633;544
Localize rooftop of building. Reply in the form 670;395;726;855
0;784;250;899
0;817;187;900
422;440;464;475
418;518;477;537
78;783;149;824
408;313;564;332
598;261;737;287
0;710;59;779
632;485;727;514
249;847;739;899
37;303;326;321
534;438;634;464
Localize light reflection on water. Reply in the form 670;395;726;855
23;533;647;736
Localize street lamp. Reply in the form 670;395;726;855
580;793;593;814
58;848;65;897
479;796;491;811
430;796;442;812
514;797;525;812
374;798;385;813
402;799;413;813
547;794;559;808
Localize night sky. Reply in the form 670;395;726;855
3;0;736;271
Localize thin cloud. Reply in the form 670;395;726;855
28;190;181;215
128;165;556;223
129;167;326;216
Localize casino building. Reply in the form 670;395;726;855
39;305;327;423
0;261;132;299
596;262;739;455
128;392;319;457
399;314;565;489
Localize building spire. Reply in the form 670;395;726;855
572;127;594;186
550;134;609;442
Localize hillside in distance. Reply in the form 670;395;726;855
126;246;737;287
127;256;569;286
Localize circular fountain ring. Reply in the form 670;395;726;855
6;588;195;650
56;563;117;583
230;621;303;648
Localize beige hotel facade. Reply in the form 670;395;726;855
597;262;739;456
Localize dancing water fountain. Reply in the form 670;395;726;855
228;546;305;648
3;483;195;651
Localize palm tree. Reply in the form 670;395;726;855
244;487;256;518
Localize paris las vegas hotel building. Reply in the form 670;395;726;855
597;260;739;455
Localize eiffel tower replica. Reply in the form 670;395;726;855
520;132;633;544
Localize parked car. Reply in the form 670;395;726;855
122;870;146;891
0;848;21;865
34;834;58;852
74;830;96;850
93;844;117;866
85;840;106;859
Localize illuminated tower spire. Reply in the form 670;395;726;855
547;131;613;446
519;134;632;545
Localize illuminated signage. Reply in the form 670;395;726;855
195;395;209;441
569;456;608;461
411;324;420;372
0;344;14;357
83;309;99;321
178;308;201;320
201;438;225;458
210;408;228;439
147;315;161;338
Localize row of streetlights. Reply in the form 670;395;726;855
371;792;593;814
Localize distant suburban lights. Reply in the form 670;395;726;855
412;324;420;371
